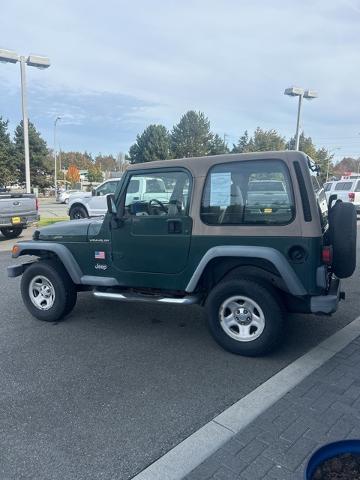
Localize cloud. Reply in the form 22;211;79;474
0;0;359;158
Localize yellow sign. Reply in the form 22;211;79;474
11;216;21;224
264;208;273;214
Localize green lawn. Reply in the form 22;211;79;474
38;217;69;227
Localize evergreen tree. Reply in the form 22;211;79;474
232;130;253;153
209;134;229;155
233;128;285;153
171;111;213;158
13;120;52;188
0;117;15;186
286;132;333;182
129;124;170;164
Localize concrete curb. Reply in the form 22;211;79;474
132;317;360;480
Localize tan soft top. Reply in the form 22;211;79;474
127;151;308;177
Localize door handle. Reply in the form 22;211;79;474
167;219;182;234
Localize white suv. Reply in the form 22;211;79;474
68;176;172;220
329;179;360;213
68;179;121;219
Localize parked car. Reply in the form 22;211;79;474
0;192;39;238
68;176;172;219
56;189;83;204
247;180;289;207
8;151;357;356
330;179;360;213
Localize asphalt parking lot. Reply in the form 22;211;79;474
0;222;359;480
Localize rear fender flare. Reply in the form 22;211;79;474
185;246;307;296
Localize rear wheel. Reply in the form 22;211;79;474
69;205;88;220
206;279;284;356
21;259;77;322
0;227;23;239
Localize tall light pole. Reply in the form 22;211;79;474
54;116;61;193
284;87;318;151
0;49;50;193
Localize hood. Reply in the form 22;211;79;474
35;218;99;242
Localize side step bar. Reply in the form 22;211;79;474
93;289;200;305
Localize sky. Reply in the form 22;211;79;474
0;0;359;162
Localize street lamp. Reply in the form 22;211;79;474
54;116;61;194
0;49;50;193
284;87;318;151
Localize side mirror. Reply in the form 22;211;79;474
92;189;96;196
106;194;117;215
328;193;338;209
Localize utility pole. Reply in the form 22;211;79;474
19;57;31;193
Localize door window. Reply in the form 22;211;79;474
124;171;191;216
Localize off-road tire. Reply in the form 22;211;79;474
1;227;23;239
205;279;284;356
69;205;88;220
328;201;357;278
21;259;77;322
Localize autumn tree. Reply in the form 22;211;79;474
60;151;93;170
95;154;118;172
66;165;80;186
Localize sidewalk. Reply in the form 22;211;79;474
185;336;360;480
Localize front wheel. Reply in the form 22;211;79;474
206;279;284;356
1;227;23;239
21;259;77;322
69;205;88;220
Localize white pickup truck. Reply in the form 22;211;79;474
68;176;171;219
0;192;39;238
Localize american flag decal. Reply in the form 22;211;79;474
95;251;106;260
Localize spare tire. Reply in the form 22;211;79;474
328;201;357;278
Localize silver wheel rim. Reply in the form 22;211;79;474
29;275;56;311
219;295;265;342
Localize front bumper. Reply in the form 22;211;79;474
310;276;341;314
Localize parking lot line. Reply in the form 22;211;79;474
132;316;360;480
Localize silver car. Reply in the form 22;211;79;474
56;189;83;204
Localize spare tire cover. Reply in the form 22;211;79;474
328;201;357;278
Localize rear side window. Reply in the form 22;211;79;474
335;182;352;191
201;159;294;225
324;182;332;192
355;181;360;192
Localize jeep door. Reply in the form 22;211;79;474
110;168;193;275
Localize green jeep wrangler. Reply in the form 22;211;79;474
7;151;357;356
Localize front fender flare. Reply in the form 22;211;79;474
185;246;307;296
10;242;83;284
